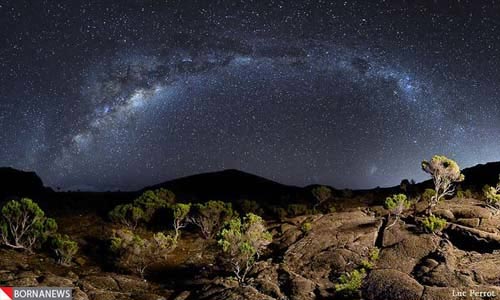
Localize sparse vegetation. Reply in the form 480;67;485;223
110;229;176;278
0;198;57;251
421;188;436;203
360;247;380;271
50;234;78;266
335;268;366;298
170;203;191;240
109;189;174;228
217;213;272;284
456;186;473;199
108;203;144;229
312;185;332;210
421;155;464;215
287;204;309;217
238;199;264;216
483;175;500;214
421;215;447;234
301;222;312;233
188;200;236;239
384;194;411;229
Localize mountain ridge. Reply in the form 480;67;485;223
2;161;500;201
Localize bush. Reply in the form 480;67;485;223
218;213;272;284
134;189;175;219
188;201;236;239
109;189;174;228
422;189;436;203
312;186;332;209
170;203;191;239
50;234;78;266
335;269;366;298
483;176;500;213
384;194;410;229
0;198;57;251
421;155;464;215
422;215;447;234
369;247;380;261
301;222;312;233
287;204;309;217
239;199;264;216
108;204;144;229
384;194;410;215
110;229;176;278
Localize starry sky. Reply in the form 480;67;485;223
1;0;500;191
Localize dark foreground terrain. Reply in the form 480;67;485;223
1;165;500;300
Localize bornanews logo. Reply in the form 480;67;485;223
0;287;72;300
0;287;13;300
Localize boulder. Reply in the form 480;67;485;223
363;269;424;300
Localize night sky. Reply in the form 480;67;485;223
1;0;500;191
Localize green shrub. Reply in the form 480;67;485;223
170;203;191;239
0;198;57;251
360;259;373;270
422;215;447;234
110;229;176;278
239;199;264;215
369;247;380;261
483;177;500;214
50;234;78;266
422;189;436;203
312;186;332;209
421;155;464;214
109;189;174;228
301;222;312;233
384;194;411;215
335;269;366;298
218;213;272;284
456;186;474;199
133;189;173;220
360;247;380;271
287;204;309;217
188;201;236;239
109;204;144;229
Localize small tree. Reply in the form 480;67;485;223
335;269;366;299
239;199;264;216
170;203;191;240
50;234;79;266
312;186;332;210
0;198;57;251
384;194;411;229
483;175;500;214
421;155;464;215
134;189;174;221
188;201;236;239
109;189;175;228
421;215;447;235
110;229;176;278
287;204;309;217
109;204;144;229
218;213;272;284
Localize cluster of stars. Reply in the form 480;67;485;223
1;0;500;190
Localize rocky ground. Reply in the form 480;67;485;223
1;198;500;300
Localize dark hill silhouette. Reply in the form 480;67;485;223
0;167;53;200
461;161;500;187
3;161;500;207
143;169;308;205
